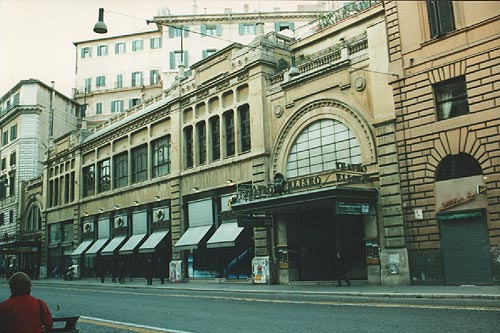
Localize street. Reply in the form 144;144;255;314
1;282;499;332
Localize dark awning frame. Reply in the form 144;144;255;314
231;186;378;214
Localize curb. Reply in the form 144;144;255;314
27;279;500;300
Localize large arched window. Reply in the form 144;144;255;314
435;153;482;181
286;119;361;178
25;205;42;232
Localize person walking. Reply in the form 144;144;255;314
145;259;154;285
118;261;126;284
0;271;53;332
335;252;350;287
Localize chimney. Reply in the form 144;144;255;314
256;22;264;36
244;4;249;13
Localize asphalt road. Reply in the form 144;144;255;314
1;283;499;333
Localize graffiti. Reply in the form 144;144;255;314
483;245;500;264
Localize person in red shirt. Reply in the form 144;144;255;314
0;271;53;333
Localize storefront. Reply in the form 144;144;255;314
232;172;379;284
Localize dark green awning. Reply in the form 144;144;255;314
437;210;483;220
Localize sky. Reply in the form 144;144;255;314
0;0;325;98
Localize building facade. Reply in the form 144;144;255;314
73;8;325;126
0;79;79;277
386;1;500;284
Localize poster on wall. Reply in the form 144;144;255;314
169;260;183;283
252;256;270;284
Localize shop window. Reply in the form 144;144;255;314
434;76;469;120
224;110;235;157
435;153;482;181
132;145;147;183
427;0;455;38
239;104;251;153
152;135;171;177
82;165;95;197
97;159;110;193
196;121;207;165
210;116;220;161
113;152;128;189
286;119;362;178
184;126;194;169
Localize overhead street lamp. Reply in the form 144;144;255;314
93;8;108;34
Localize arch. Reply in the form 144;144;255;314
435;153;482;181
272;99;376;175
25;202;42;232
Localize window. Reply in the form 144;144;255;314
9;151;16;166
196;121;207;165
150;69;160;85
2;131;8;146
129;98;141;108
239;23;256;35
202;49;217;59
224;111;235;157
210;116;220;161
201;24;221;37
169;26;189;38
170;51;188;70
150;37;162;49
131;72;143;87
184;126;193;168
10;124;17;141
97;44;108;56
9;210;13;224
0;213;3;226
0;176;6;199
113;152;128;189
25;205;41;232
132;39;143;51
95;102;103;115
239;104;251;152
286;119;362;178
132;145;147;183
81;47;91;58
116;74;123;88
152;135;171;177
8;174;14;198
82;165;95;197
13;93;19;106
1;158;6;170
84;78;92;92
111;100;124;113
96;75;106;88
97;159;110;193
434;76;469;120
115;42;126;54
275;22;295;32
427;0;455;38
436;153;482;181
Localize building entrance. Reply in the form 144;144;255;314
288;208;366;281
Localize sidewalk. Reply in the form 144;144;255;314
28;278;500;300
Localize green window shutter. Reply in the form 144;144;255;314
289;23;295;31
169;27;175;38
184;51;189;67
274;23;280;32
169;52;175;69
202;50;208;58
201;25;207;36
216;24;222;36
239;23;244;35
183;26;189;37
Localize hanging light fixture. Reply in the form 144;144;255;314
93;8;108;34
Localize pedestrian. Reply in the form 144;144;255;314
118;261;126;284
95;256;105;283
156;258;167;284
0;271;53;332
145;259;154;285
335;252;350;287
111;260;118;283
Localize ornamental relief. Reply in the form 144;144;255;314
271;99;376;174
